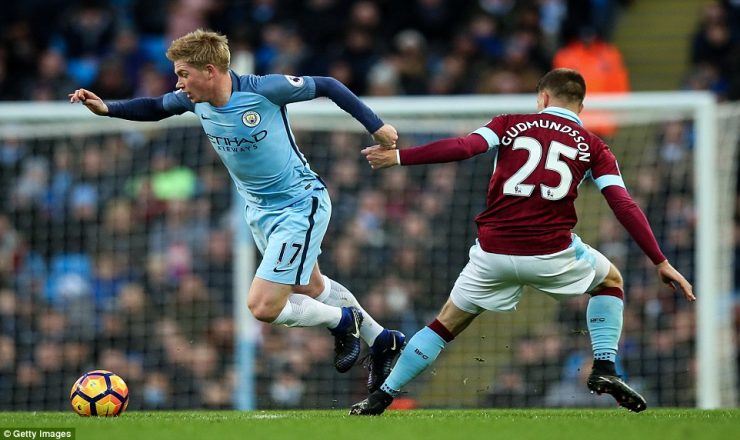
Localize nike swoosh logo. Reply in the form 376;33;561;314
272;267;291;273
201;114;210;120
594;376;614;385
390;335;397;351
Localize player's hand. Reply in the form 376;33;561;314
372;124;398;149
69;88;109;116
656;260;695;302
361;145;399;169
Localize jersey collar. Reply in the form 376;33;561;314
539;107;583;126
229;70;240;92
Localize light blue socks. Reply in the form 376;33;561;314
587;295;624;362
380;326;447;396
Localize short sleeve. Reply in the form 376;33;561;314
470;115;506;151
253;75;316;106
590;139;626;190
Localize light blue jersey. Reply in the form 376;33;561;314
162;71;323;210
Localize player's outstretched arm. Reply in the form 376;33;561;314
362;133;489;170
71;89;179;121
656;260;695;302
312;76;388;138
69;88;109;116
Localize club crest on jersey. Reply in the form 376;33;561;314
242;111;261;127
284;75;305;87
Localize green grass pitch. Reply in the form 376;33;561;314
1;409;739;440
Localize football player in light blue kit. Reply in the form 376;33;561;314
70;29;405;390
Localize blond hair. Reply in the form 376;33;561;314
166;29;230;72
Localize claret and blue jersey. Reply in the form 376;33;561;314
162;71;323;210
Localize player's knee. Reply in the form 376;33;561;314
247;297;282;323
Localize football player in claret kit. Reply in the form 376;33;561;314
351;68;695;415
70;29;405;392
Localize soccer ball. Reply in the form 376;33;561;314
70;370;129;416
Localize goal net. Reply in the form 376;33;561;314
0;93;736;411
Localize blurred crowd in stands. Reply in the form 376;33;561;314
689;0;740;100
0;0;738;410
0;0;737;102
0;0;635;101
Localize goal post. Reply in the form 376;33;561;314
0;91;735;410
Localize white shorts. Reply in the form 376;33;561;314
450;234;611;314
